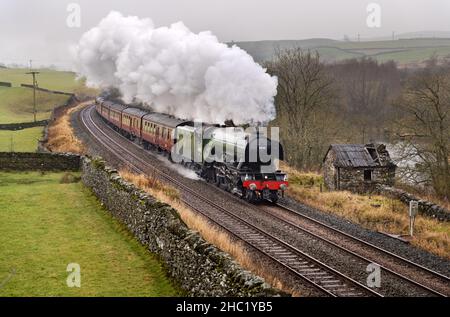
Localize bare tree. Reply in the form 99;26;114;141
395;60;450;199
327;58;401;142
266;48;335;169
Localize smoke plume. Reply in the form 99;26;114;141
73;11;278;124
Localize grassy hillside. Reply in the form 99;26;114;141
0;68;80;92
0;68;96;124
0;87;69;123
234;38;450;66
0;172;179;296
0;126;43;152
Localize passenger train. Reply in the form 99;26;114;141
95;97;288;203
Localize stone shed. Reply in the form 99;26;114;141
323;143;396;193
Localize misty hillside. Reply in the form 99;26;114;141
233;37;450;66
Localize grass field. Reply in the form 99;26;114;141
0;68;97;124
0;87;69;123
0;172;179;297
0;126;43;152
0;68;81;92
235;37;450;65
374;46;450;64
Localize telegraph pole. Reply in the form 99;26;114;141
26;70;40;122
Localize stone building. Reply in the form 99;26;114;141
323;143;396;193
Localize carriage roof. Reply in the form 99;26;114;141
143;113;191;128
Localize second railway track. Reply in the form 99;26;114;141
200;181;450;297
273;203;450;295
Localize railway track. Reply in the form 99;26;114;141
267;204;449;296
202;180;450;297
80;105;382;297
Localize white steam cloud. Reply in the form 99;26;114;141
73;11;278;124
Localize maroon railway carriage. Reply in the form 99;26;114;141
95;98;110;121
101;101;112;120
141;113;190;152
121;108;148;140
107;103;128;130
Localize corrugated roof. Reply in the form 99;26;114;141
328;144;378;167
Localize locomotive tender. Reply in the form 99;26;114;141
95;97;288;203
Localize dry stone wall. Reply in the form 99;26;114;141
81;157;282;296
378;185;449;221
0;152;81;171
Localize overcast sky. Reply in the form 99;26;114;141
1;0;449;68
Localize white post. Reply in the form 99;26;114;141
409;200;418;237
410;217;413;236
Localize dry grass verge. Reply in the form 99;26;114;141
119;169;300;296
281;162;450;259
45;101;89;154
